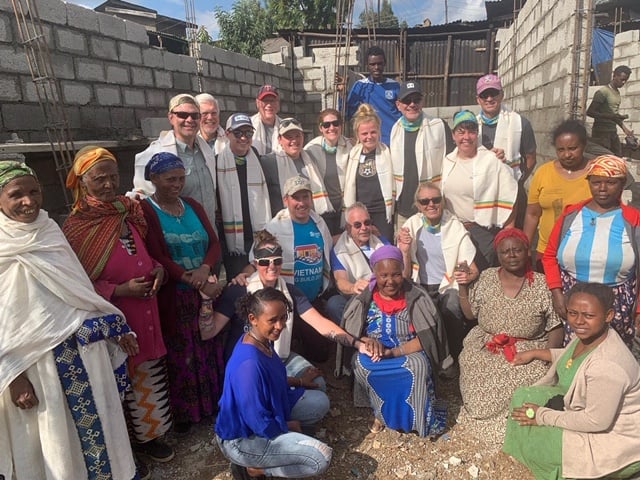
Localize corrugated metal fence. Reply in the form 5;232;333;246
298;26;497;107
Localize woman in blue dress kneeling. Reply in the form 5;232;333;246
215;288;333;479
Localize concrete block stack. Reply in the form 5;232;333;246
0;0;317;143
495;0;577;163
613;30;640;131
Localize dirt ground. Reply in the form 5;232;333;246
147;355;535;480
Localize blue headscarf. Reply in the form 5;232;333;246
144;152;185;180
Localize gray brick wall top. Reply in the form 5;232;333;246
0;0;319;144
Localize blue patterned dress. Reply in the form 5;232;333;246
353;296;446;437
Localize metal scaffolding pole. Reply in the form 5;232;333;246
11;0;75;206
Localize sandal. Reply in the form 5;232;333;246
369;417;385;434
230;463;265;480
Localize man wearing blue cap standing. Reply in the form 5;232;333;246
216;113;271;278
390;81;455;230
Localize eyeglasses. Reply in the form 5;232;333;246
200;111;218;117
320;120;341;129
256;257;284;267
400;95;423;105
350;219;372;229
280;118;302;129
478;89;501;100
171;111;201;120
231;129;254;139
417;196;442;206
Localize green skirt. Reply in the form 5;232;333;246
503;343;640;480
503;385;565;480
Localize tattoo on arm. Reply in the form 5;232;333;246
326;331;356;347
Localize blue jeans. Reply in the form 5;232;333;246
216;432;332;478
284;352;327;392
425;286;468;360
326;294;349;325
290;389;330;426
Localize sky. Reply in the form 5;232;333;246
72;0;487;39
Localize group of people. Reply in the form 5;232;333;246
2;46;640;480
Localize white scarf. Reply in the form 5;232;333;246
333;231;385;284
390;115;447;198
343;143;395;223
246;272;295;359
199;126;228;155
304;135;352;191
402;210;476;292
441;146;518;228
274;150;334;215
216;145;271;254
251;114;281;156
263;208;333;292
132;130;217;200
0;210;125;395
477;107;523;180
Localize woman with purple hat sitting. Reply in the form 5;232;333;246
337;245;452;436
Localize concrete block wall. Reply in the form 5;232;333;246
0;0;320;144
585;29;639;159
495;0;577;163
263;45;359;135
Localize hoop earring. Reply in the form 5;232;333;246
243;323;251;333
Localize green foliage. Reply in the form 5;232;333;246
214;0;336;57
196;26;214;45
358;0;399;29
267;0;336;31
214;0;273;58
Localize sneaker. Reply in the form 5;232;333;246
135;455;151;480
134;438;175;463
439;362;460;380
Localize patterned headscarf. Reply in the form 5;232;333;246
0;161;37;190
452;110;478;130
586;154;627;179
63;147;147;281
144;152;184;180
254;244;283;259
66;146;117;212
494;227;534;285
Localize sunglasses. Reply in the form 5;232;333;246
231;129;254;139
320;120;341;129
478;89;501;100
399;95;423;105
171;111;201;120
280;118;302;129
350;219;372;229
417;196;442;206
256;257;284;267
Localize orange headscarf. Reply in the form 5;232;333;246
63;146;147;281
586;154;627;179
66;146;117;212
